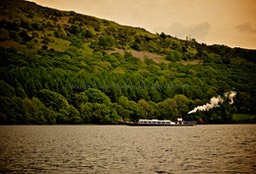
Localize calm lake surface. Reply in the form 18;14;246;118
0;125;255;174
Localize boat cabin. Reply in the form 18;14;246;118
177;118;183;124
138;119;176;125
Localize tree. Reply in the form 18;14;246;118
69;24;80;35
37;89;69;111
80;102;94;123
64;46;81;57
160;32;167;40
98;35;116;48
23;98;40;124
131;41;141;51
147;64;161;73
85;88;111;105
73;92;88;109
109;109;121;124
54;28;67;39
117;96;141;121
149;87;162;102
157;98;178;120
138;99;150;118
81;29;94;38
235;92;251;113
118;96;130;109
174;94;190;117
31;97;48;123
206;87;219;98
70;36;83;48
166;50;182;61
31;22;42;30
114;103;131;122
128;101;141;121
92;103;111;123
0;80;16;97
19;30;32;42
0;97;27;124
10;31;22;42
67;105;82;124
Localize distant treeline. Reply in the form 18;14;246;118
0;48;255;124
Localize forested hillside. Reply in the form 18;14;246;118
0;0;256;124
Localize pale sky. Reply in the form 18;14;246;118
29;0;256;49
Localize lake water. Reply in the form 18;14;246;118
0;125;255;174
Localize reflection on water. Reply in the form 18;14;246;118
0;125;255;173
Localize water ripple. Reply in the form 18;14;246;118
0;125;255;173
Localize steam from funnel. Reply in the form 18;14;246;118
188;91;237;115
188;95;224;114
224;91;237;104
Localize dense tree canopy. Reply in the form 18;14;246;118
0;0;255;124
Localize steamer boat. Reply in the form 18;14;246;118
125;118;195;126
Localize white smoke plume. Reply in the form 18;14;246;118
224;91;237;104
188;95;224;114
188;91;237;115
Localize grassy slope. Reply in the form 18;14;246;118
0;0;197;61
232;114;256;123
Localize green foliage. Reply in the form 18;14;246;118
235;92;251;113
0;28;10;41
0;0;255;124
70;36;83;48
232;113;256;123
64;46;80;57
69;24;80;35
84;88;111;105
67;105;81;124
80;102;93;123
91;103;111;123
128;100;141;121
10;31;22;42
54;28;67;39
73;92;88;108
166;50;182;61
138;99;150;118
199;101;235;123
19;30;32;42
80;102;120;124
98;35;116;49
16;87;27;98
23;97;46;124
31;22;42;30
0;96;27;124
0;80;16;97
37;89;69;111
131;42;141;51
81;29;93;38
